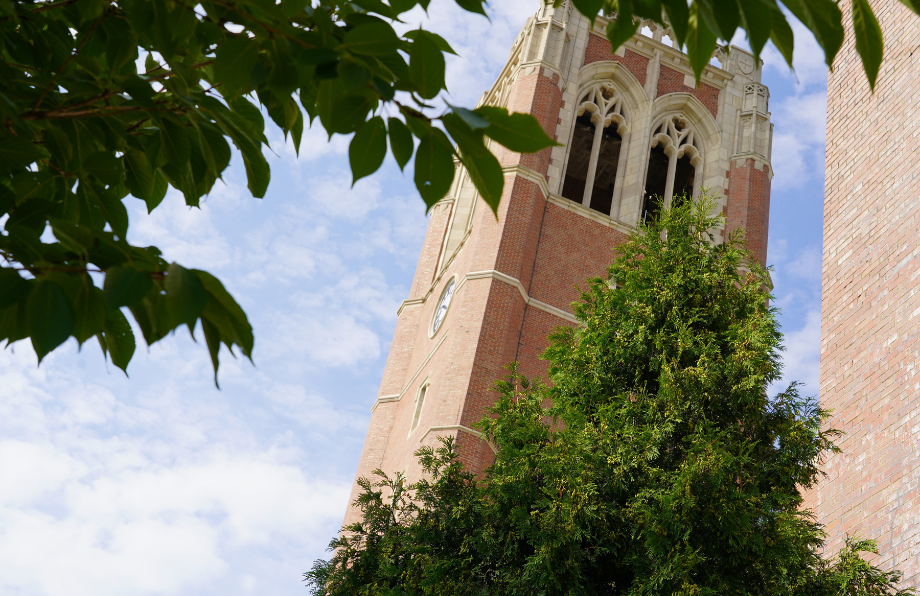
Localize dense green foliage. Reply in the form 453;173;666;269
0;0;911;377
0;0;557;378
307;198;914;596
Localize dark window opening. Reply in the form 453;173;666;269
588;124;622;215
672;155;695;205
642;144;669;221
561;113;594;203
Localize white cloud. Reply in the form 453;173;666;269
761;16;829;92
786;246;823;280
305;174;382;220
264;310;381;368
0;341;352;596
775;307;822;394
127;188;238;270
769;90;827;189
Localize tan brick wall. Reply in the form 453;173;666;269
815;0;920;585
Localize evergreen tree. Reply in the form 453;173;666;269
307;195;913;596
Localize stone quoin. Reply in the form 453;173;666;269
342;1;774;528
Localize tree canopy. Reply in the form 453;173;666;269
0;0;909;380
307;197;914;596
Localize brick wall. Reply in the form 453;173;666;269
656;65;719;118
584;33;649;86
724;158;770;266
814;0;920;586
501;69;563;175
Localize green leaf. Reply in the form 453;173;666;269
450;106;489;130
0;269;31;309
330;94;378;134
454;0;487;15
51;221;94;256
403;30;457;55
711;0;741;41
83;151;125;186
606;12;641;56
572;0;605;21
72;276;106;345
102;308;135;374
851;0;883;90
662;0;691;46
124;149;154;199
104;264;153;309
0;135;48;172
44;127;74;164
241;146;270;198
146;170;169;213
214;36;260;95
350;117;388;185
387;118;414;171
201;317;223;387
686;1;719;80
160;119;191;167
195;269;254;359
737;0;773;59
228;98;267;142
409;32;446;100
475;107;559;153
0;301;29;345
28;279;75;362
443;113;504;213
769;9;795;66
781;0;843;67
79;183;129;240
414;128;455;209
341;22;400;55
165;262;206;330
292;109;304;157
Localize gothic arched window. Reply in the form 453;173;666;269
642;115;703;221
561;83;629;216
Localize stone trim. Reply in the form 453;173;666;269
371;330;450;412
396;298;425;316
502;164;551;197
398;266;582;325
419;424;497;454
460;269;580;325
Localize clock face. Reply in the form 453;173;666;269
432;279;456;334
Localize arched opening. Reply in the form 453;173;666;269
589;122;622;214
561;112;594;203
672;154;695;204
642;144;669;221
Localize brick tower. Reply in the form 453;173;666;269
813;0;920;585
344;2;774;525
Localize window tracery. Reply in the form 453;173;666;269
560;82;630;216
642;115;703;220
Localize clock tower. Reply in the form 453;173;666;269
344;2;774;525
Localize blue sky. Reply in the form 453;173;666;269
0;2;827;595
